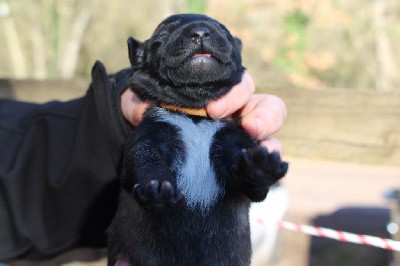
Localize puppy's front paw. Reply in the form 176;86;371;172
234;146;288;202
133;180;184;210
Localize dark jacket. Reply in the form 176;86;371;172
0;62;132;260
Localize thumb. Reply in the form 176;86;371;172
121;88;150;126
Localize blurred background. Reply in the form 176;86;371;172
1;0;400;91
1;0;399;265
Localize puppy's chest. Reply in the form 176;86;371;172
153;109;225;212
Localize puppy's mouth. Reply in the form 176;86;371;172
190;51;219;64
192;53;212;58
164;40;232;68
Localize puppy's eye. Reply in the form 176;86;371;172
151;31;169;45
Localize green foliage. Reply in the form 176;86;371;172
272;9;311;80
187;0;207;13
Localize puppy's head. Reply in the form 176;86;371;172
128;14;245;108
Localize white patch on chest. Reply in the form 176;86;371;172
155;109;223;212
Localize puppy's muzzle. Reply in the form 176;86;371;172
164;22;232;67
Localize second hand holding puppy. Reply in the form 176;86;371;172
121;71;287;154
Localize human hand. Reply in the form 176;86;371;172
120;89;150;127
121;71;287;153
206;71;287;154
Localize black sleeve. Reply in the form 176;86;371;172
0;61;133;260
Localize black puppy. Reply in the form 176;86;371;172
107;14;288;266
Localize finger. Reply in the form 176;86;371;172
260;137;283;154
206;71;255;119
240;94;287;140
121;88;150;126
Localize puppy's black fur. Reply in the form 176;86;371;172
107;14;288;266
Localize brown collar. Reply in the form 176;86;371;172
160;104;208;117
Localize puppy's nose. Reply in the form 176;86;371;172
190;26;211;42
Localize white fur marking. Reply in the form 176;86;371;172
155;109;223;212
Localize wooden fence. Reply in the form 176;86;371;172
1;79;399;166
268;88;400;166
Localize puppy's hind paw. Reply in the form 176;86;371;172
133;180;184;211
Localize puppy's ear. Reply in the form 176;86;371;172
233;37;242;53
128;37;146;69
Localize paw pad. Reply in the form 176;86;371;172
133;180;184;210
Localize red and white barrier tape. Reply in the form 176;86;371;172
277;220;400;252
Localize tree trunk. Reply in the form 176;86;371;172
58;0;97;79
2;1;27;78
374;0;399;91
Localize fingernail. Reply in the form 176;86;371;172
208;98;228;119
242;116;264;139
255;117;265;139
